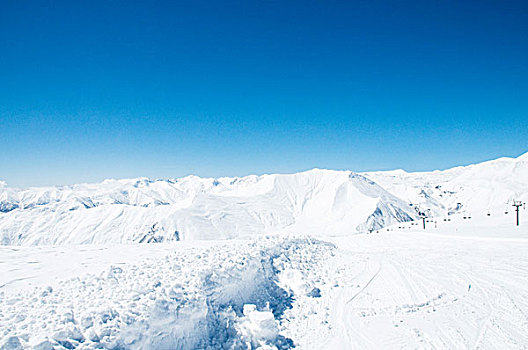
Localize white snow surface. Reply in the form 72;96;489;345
1;237;327;349
1;219;528;349
1;153;527;245
1;153;528;349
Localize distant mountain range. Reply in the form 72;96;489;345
1;153;527;245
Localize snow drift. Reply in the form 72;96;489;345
0;237;334;349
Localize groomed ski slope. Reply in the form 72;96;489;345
1;213;527;349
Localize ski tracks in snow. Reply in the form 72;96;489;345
322;232;528;349
345;258;382;306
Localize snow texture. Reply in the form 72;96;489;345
0;238;333;349
1;153;528;349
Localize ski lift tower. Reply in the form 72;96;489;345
512;200;525;226
411;204;429;229
418;210;427;229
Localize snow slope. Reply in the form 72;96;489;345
1;219;527;349
2;153;526;246
1;153;528;348
322;225;528;349
364;152;528;218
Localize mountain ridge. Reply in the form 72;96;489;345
1;152;527;245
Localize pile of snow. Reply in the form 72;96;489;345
0;237;334;349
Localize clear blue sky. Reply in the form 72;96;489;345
1;0;527;187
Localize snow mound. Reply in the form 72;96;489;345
0;237;335;349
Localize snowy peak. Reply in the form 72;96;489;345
516;151;528;162
1;152;527;245
0;169;411;245
364;152;528;220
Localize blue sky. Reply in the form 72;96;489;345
1;0;527;187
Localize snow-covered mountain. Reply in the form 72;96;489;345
1;153;527;245
365;151;528;218
1;154;528;349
